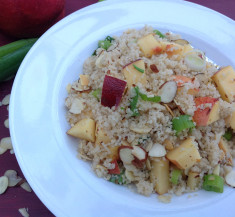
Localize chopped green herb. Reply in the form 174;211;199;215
203;174;224;193
120;107;125;110
130;86;140;116
109;170;126;185
139;92;161;102
172;115;195;135
153;29;166;38
171;169;182;185
133;64;144;73
98;0;105;1
92;35;115;55
223;129;233;141
91;88;101;100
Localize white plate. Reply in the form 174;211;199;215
10;0;235;216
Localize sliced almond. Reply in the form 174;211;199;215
132;146;147;161
20;182;32;192
119;146;134;164
125;170;135;181
2;94;10;105
0;137;12;150
0;176;8;194
149;144;166;157
158;81;177;103
66;83;72;93
146;158;152;170
4;119;9;128
69;98;85;115
225;170;235;187
4;170;22;187
129;125;152;134
19;208;29;217
0;146;7;155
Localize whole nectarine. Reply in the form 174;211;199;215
0;0;65;38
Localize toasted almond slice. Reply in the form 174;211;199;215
149;144;166;157
163;139;174;151
185;52;206;71
132;146;147;161
66;83;72;93
2;94;10;105
125;170;135;181
0;146;7;155
225;170;235;187
129;125;152;134
0;137;12;150
146;158;152;170
158;81;177;103
20;182;32;192
69;98;85;114
0;176;8;194
4;170;22;187
172;39;189;46
4;119;9;128
119;146;134;164
19;208;29;217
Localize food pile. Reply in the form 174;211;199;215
65;26;235;198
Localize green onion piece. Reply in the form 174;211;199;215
91;88;101;100
139;92;161;102
98;0;105;1
153;30;166;38
130;86;140;116
109;170;126;185
223;129;233;141
133;64;144;73
120;107;125;110
105;36;115;42
171;169;182;185
98;40;112;50
203;174;224;193
172;115;195;135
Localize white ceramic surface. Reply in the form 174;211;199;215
9;0;235;216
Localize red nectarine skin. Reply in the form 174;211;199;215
101;75;127;109
193;97;218;126
0;0;65;38
153;46;162;54
108;160;120;175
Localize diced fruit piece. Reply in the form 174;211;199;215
166;138;201;170
184;52;206;71
150;159;170;195
226;106;235;130
123;59;147;89
158;81;177;103
108;160;120;175
203;174;224;193
119;146;134;164
67;118;96;142
193;97;220;126
218;137;233;166
137;34;162;57
187;88;199;96
131;146;147;161
80;75;89;86
213;165;220;176
165;43;183;57
211;66;235;103
148;144;166;157
187;171;200;190
107;146;119;161
101;75;127;108
225;170;235;187
171;75;192;87
132;157;145;169
95;125;110;145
